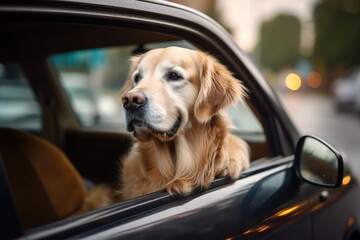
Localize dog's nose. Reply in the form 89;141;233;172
122;91;147;110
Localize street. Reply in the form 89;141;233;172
279;91;360;183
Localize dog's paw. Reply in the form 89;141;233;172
166;179;193;196
227;161;242;180
224;156;249;180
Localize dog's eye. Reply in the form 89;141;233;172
167;71;183;81
134;72;141;84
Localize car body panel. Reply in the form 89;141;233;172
27;160;314;240
22;156;359;240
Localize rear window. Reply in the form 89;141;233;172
0;62;41;131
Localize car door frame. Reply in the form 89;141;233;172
0;1;316;239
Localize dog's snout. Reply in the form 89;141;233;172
122;91;147;110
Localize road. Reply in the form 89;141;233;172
279;91;360;181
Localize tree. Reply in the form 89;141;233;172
313;0;360;66
313;0;360;84
259;14;301;71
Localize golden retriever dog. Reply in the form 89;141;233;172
119;46;250;200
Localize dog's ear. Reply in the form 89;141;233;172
194;53;247;123
120;55;141;96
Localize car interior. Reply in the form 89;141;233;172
0;21;276;229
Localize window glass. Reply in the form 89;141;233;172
227;102;265;140
0;62;41;131
50;41;264;139
51;45;135;131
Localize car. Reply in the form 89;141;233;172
0;63;99;130
0;63;41;130
0;1;359;240
332;67;360;113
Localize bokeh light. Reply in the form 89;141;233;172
342;175;351;185
307;71;322;89
285;73;302;91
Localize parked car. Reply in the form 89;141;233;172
0;1;359;240
0;63;41;131
60;72;101;126
332;67;360;113
0;81;41;130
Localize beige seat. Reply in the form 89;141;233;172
0;127;86;229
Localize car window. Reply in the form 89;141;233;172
49;41;264;141
227;103;265;140
0;62;42;131
0;6;297;237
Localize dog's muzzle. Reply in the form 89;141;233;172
122;91;147;133
122;90;181;142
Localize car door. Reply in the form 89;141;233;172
66;160;312;240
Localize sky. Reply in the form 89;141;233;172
216;0;318;53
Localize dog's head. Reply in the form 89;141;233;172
120;47;246;142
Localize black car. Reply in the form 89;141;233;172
0;1;359;239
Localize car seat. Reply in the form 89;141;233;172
0;127;86;229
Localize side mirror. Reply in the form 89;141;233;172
294;135;344;188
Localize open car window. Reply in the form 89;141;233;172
49;40;265;147
1;22;275;233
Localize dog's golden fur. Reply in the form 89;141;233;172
119;47;250;200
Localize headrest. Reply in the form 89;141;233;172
0;128;86;229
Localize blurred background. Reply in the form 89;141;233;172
170;0;360;173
